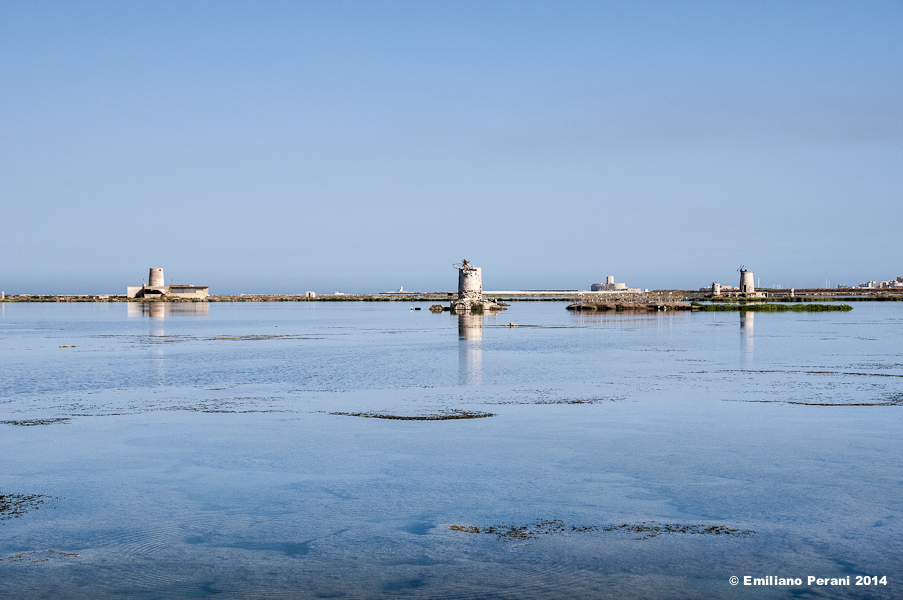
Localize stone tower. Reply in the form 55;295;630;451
148;268;165;288
457;259;482;302
739;268;755;295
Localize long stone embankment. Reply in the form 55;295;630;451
567;301;854;313
2;289;899;303
566;291;694;312
567;302;695;312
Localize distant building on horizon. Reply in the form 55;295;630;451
591;275;639;292
700;283;737;293
381;286;422;295
127;268;209;299
854;276;903;289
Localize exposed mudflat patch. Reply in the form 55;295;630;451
204;335;322;341
741;391;903;407
493;324;584;329
450;519;596;540
449;519;755;541
748;399;902;407
489;396;626;405
0;550;78;563
153;400;289;414
4;395;291;421
331;410;494;421
716;369;903;379
0;494;55;520
598;522;756;540
0;418;70;426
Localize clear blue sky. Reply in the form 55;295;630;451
2;1;901;294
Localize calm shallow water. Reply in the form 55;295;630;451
1;301;901;599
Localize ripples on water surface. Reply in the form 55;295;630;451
1;301;901;599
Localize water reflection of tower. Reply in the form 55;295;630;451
740;311;754;360
458;313;483;385
127;302;164;335
126;303;167;383
148;303;165;383
146;303;166;336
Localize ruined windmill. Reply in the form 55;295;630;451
451;259;504;313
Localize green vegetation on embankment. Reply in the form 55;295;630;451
690;302;852;312
703;295;901;303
